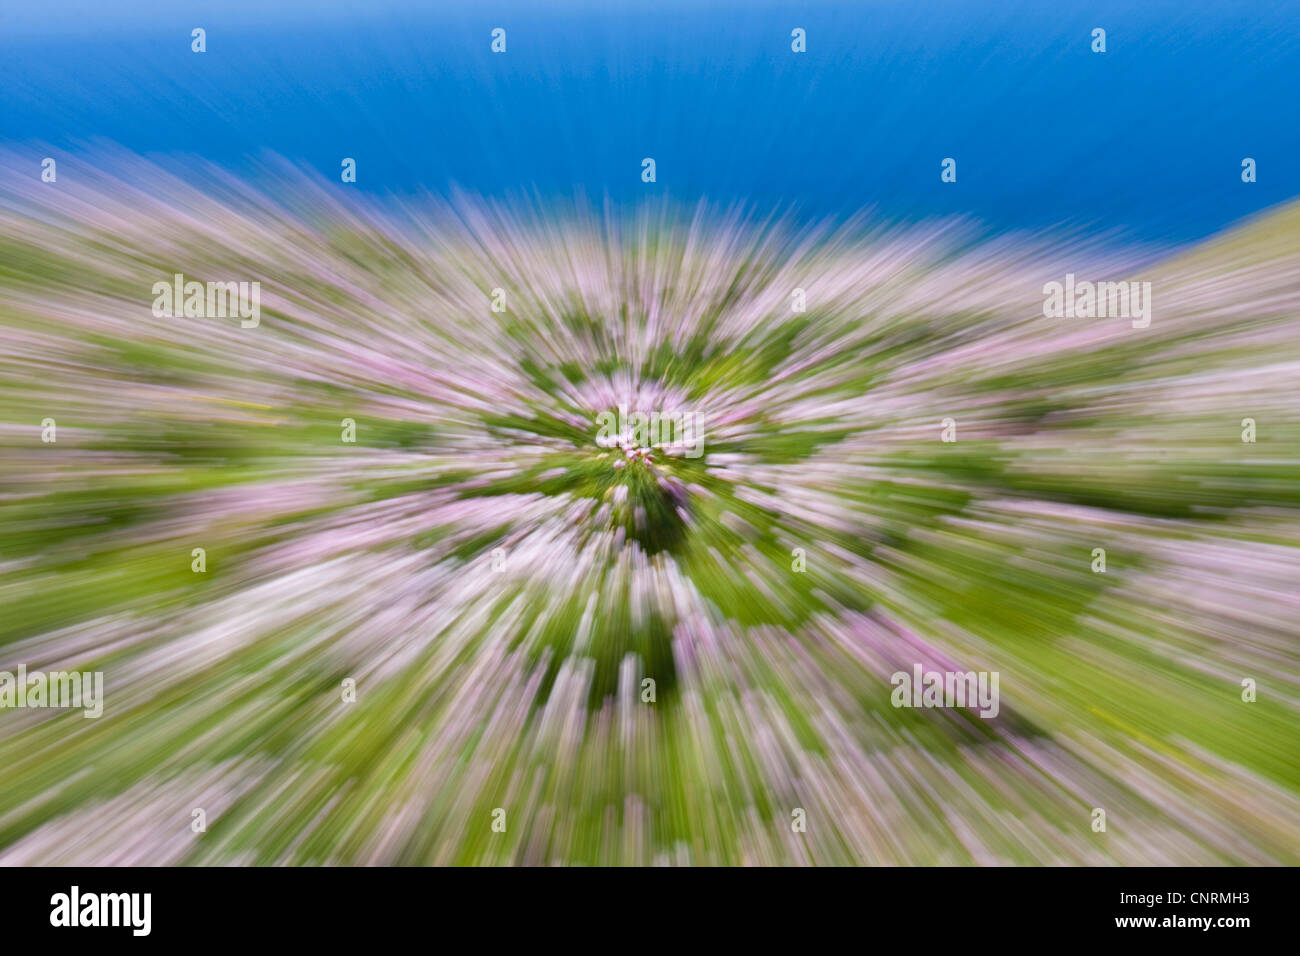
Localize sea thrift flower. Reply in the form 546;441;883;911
0;152;1297;865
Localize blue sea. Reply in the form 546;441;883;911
3;0;1298;245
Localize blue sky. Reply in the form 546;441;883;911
3;0;1297;244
